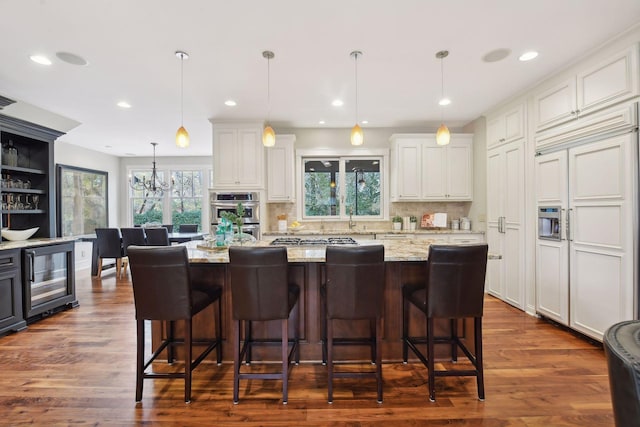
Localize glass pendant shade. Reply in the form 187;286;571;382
262;125;276;147
176;126;189;148
436;123;451;146
350;123;364;146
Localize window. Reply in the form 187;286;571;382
302;156;382;219
129;167;208;230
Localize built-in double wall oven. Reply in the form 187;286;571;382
210;191;260;239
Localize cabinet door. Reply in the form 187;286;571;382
534;77;577;132
446;141;473;200
267;136;294;202
486;115;504;149
236;128;263;188
0;249;25;335
213;129;239;187
504;104;525;142
421;143;446;199
577;45;639;117
395;141;422;200
485;148;504;298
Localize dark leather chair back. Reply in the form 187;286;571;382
127;245;192;321
228;246;291;321
325;245;385;319
604;320;640;427
162;224;174;233
145;227;170;246
95;228;124;258
121;228;147;255
179;224;198;233
425;244;488;318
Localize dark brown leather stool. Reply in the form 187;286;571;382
604;320;640;427
323;245;385;403
402;244;488;402
127;245;222;403
228;246;299;404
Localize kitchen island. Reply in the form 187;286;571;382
153;239;479;362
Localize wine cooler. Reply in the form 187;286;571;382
23;241;77;320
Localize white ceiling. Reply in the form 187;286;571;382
0;0;639;157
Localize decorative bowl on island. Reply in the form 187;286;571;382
1;227;39;241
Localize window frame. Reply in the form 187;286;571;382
296;148;389;222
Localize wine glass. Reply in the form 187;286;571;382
31;194;39;210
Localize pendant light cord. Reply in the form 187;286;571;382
440;54;444;122
354;52;359;123
267;54;271;123
180;55;184;126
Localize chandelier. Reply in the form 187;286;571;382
129;142;171;194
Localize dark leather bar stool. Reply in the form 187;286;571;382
145;227;170;246
604;320;640;427
94;228;127;279
402;244;488;402
323;245;385;404
178;224;198;233
127;245;222;403
121;227;147;254
228;246;299;404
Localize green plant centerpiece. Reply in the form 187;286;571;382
392;215;403;230
220;203;251;244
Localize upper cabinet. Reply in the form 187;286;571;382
533;44;639;132
0;113;63;238
266;134;295;203
212;122;264;189
486;103;525;148
390;134;473;202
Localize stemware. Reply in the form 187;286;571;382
31;194;39;210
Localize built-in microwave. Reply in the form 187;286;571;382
538;206;561;241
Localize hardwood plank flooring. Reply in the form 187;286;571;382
0;269;614;426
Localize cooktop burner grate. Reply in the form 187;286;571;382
269;237;358;246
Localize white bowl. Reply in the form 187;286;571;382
2;227;39;241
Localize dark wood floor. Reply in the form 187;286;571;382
0;268;614;426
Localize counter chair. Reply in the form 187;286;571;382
604;320;640;427
323;245;385;404
94;228;127;279
228;246;300;404
145;227;171;246
127;245;222;403
162;224;174;233
121;227;147;255
402;244;488;402
179;224;198;233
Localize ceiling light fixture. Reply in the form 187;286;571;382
224;100;237;107
350;50;364;146
519;51;539;61
175;50;189;148
29;55;51;66
129;142;171;194
332;99;344;107
262;50;276;147
117;101;131;109
435;50;451;146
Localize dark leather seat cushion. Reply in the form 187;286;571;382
192;288;222;315
404;283;427;313
288;284;300;312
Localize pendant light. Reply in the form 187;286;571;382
350;50;364;146
262;50;276;147
435;50;451;146
129;143;171;194
175;50;190;148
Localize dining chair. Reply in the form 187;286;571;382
127;245;222;403
402;244;488;402
178;224;198;233
323;245;385;403
162;224;174;233
94;228;127;279
121;227;147;255
145;227;171;246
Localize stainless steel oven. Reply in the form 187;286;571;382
210;191;260;239
538;206;561;241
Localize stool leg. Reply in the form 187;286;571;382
370;319;376;364
245;320;252;365
451;319;458;362
281;319;289;405
185;319;192;403
475;317;485;401
321;289;327;365
233;320;240;404
167;320;175;364
402;295;409;363
376;316;383;403
327;317;334;404
135;319;145;402
427;317;436;402
216;298;223;365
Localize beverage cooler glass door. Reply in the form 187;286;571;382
23;242;76;319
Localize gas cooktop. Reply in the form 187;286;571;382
270;237;358;246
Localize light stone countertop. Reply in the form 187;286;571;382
0;236;78;250
262;229;484;236
187;239;440;263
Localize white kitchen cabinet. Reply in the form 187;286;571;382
533;44;639;132
390;134;473;201
266;134;295;202
486;139;526;310
212;122;264;189
410;233;484;243
535;131;636;341
486;103;525;148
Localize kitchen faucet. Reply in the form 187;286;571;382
349;207;356;230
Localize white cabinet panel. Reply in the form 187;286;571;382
534;78;577;131
536;241;569;324
267;135;295;202
212;123;264;189
395;141;422;200
487;103;526;148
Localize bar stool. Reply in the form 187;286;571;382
323;245;385;403
228;246;299;404
402;244;488;402
127;245;222;403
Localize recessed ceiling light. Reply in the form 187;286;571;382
117;101;131;109
29;55;52;66
482;48;511;63
56;51;88;66
332;99;344;107
519;51;539;61
319;120;326;125
361;120;369;124
224;100;237;107
439;98;451;106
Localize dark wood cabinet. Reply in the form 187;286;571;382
0;248;26;335
0;113;64;238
